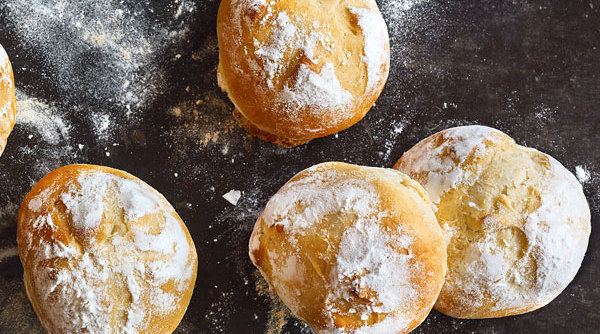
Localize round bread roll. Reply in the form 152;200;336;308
217;0;390;147
394;125;591;319
249;162;446;333
0;43;17;157
17;165;198;333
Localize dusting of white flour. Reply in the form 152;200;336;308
396;125;591;316
251;164;422;333
575;165;590;184
348;6;390;91
23;170;195;333
15;89;71;145
396;125;505;204
2;0;196;113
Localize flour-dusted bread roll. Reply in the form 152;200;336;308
17;165;198;333
394;125;591;319
217;0;390;147
249;162;446;333
0;44;17;157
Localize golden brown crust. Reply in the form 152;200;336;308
249;162;446;333
17;164;198;334
233;108;302;147
217;0;390;147
0;44;17;157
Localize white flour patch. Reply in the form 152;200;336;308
575;166;590;184
348;6;390;91
15;89;71;144
8;90;80;180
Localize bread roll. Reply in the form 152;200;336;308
217;0;390;147
17;165;198;333
249;162;446;333
394;125;591;319
0;44;17;157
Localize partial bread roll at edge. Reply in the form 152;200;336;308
17;165;198;334
249;162;446;334
217;0;390;147
394;125;591;319
0;44;17;157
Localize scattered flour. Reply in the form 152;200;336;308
378;0;431;79
379;0;427;47
15;89;71;145
534;105;557;122
380;118;409;162
0;202;19;233
2;0;196;113
90;113;113;141
7;89;79;181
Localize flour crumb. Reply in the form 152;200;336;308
223;190;243;206
575;166;590;184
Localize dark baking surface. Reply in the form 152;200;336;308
0;0;599;333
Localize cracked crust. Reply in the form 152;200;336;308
17;165;198;333
395;126;591;319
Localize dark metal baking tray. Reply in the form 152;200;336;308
0;0;598;333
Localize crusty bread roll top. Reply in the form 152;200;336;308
250;162;446;333
17;165;198;333
395;125;591;319
217;0;390;146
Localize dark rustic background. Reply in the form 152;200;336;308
0;0;598;333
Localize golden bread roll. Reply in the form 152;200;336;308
217;0;390;147
0;43;17;157
394;125;591;319
249;162;446;333
17;165;198;333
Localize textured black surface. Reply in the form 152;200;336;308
0;0;599;333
